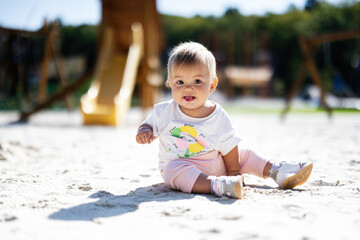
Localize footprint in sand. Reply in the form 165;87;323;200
310;180;343;187
282;204;309;219
78;183;93;191
162;206;191;217
0;213;17;222
68;183;93;191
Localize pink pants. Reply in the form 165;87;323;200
161;148;268;193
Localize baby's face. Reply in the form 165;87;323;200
169;63;216;117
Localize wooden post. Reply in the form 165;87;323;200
299;36;332;117
228;30;235;65
282;63;307;118
19;70;93;122
283;29;360;118
37;22;52;103
243;31;251;66
50;24;70;108
37;21;70;107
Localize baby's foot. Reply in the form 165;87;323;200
210;175;244;199
270;161;313;189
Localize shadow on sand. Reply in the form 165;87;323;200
48;183;237;221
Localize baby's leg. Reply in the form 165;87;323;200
193;173;243;199
162;159;203;193
238;148;270;178
239;148;313;189
162;156;243;198
192;173;211;193
162;160;212;194
162;151;227;193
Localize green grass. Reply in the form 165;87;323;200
223;105;360;115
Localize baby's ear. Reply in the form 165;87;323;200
210;78;218;93
166;80;171;88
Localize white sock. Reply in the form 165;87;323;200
210;178;223;197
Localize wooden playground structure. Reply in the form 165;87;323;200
282;28;360;118
2;0;163;125
3;1;359;123
81;0;163;125
222;31;273;97
0;20;73;121
224;65;272;96
80;23;143;125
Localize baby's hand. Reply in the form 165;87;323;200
136;124;154;144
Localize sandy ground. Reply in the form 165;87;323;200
0;108;360;240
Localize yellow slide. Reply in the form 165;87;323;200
80;23;143;125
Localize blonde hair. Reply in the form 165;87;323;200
166;42;217;86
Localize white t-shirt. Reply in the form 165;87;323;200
143;99;241;170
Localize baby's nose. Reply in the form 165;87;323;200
184;83;193;90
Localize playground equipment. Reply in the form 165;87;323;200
80;23;143;125
224;66;272;95
221;30;273;97
81;0;163;125
2;0;162;124
0;21;74;121
282;28;360;118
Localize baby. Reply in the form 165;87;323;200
136;42;313;199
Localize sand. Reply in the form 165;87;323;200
0;109;360;240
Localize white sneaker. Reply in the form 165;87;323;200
210;175;244;199
270;161;313;189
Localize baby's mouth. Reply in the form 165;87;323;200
184;96;195;102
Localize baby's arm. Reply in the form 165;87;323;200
223;146;240;176
136;123;157;144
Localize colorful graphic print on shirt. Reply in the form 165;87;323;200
168;125;210;158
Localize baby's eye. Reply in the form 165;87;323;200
176;80;184;85
194;79;202;84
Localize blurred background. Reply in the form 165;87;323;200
0;0;359;123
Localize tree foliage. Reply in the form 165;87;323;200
57;2;360;96
60;24;98;69
160;1;360;95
